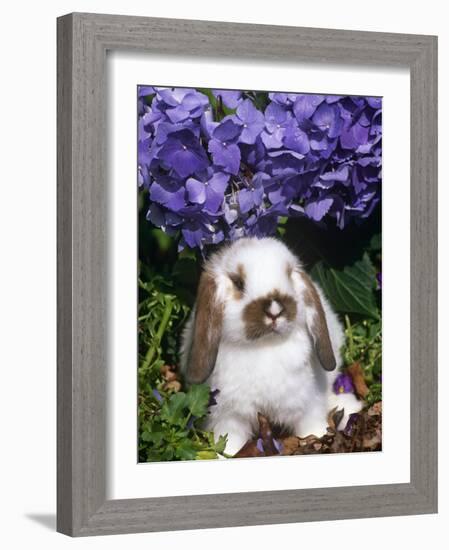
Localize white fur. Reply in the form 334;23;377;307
180;237;362;455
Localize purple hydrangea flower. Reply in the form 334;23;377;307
177;206;223;248
149;177;186;211
238;172;267;214
156;88;208;123
138;86;155;98
283;119;310;155
293;94;324;123
208;119;242;175
305;197;334;222
312;102;343;139
158;128;209;178
269;92;298;106
340;122;370;150
261;102;292;149
138;86;382;250
186;171;230;213
233;99;265;145
212;89;243;109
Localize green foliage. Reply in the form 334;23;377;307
138;238;228;462
343;315;382;404
276;216;288;238
247;90;270;112
370;232;381;251
310;226;383;407
138;274;189;377
365;383;382;407
311;253;380;320
140;385;228;462
186;384;211;416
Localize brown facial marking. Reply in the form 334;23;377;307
298;271;336;372
229;263;246;300
243;290;297;340
186;271;224;384
286;264;293;279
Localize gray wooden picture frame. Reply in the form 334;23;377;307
57;12;438;537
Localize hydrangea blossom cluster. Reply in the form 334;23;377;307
138;87;382;249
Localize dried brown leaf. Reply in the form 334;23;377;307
163;380;182;392
233;441;262;458
160;364;179;382
368;401;382;416
232;400;382;458
347;362;369;399
280;436;300;455
327;406;345;430
257;412;279;456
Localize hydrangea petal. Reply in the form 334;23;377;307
208;139;241;175
284;122;310;154
146;203;165;227
293;95;323;122
186;178;206;204
237;189;253;213
305;197;334;221
212;90;242;109
150;181;186;211
213;119;242;142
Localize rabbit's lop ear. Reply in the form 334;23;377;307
185;270;223;384
298;271;336;372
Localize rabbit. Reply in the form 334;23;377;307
180;236;362;456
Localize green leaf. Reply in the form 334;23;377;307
311;253;379;319
252;91;269;112
197;88;217;109
175;440;198;460
160;392;188;425
196;450;218;460
214;434;228;455
150;228;173;253
369;233;382;251
142;93;155;105
178;247;197;260
365;383;382;406
146;450;167;462
159;447;175;461
373;356;382;379
141;431;164;446
277;225;286;237
186;384;210;417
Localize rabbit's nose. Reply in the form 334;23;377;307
264;300;284;320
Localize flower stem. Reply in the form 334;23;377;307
345;315;355;361
141;297;173;371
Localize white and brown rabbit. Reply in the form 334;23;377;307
180;237;362;455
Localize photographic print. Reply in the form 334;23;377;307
137;87;382;462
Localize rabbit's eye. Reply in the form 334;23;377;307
229;273;245;293
229;264;246;297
